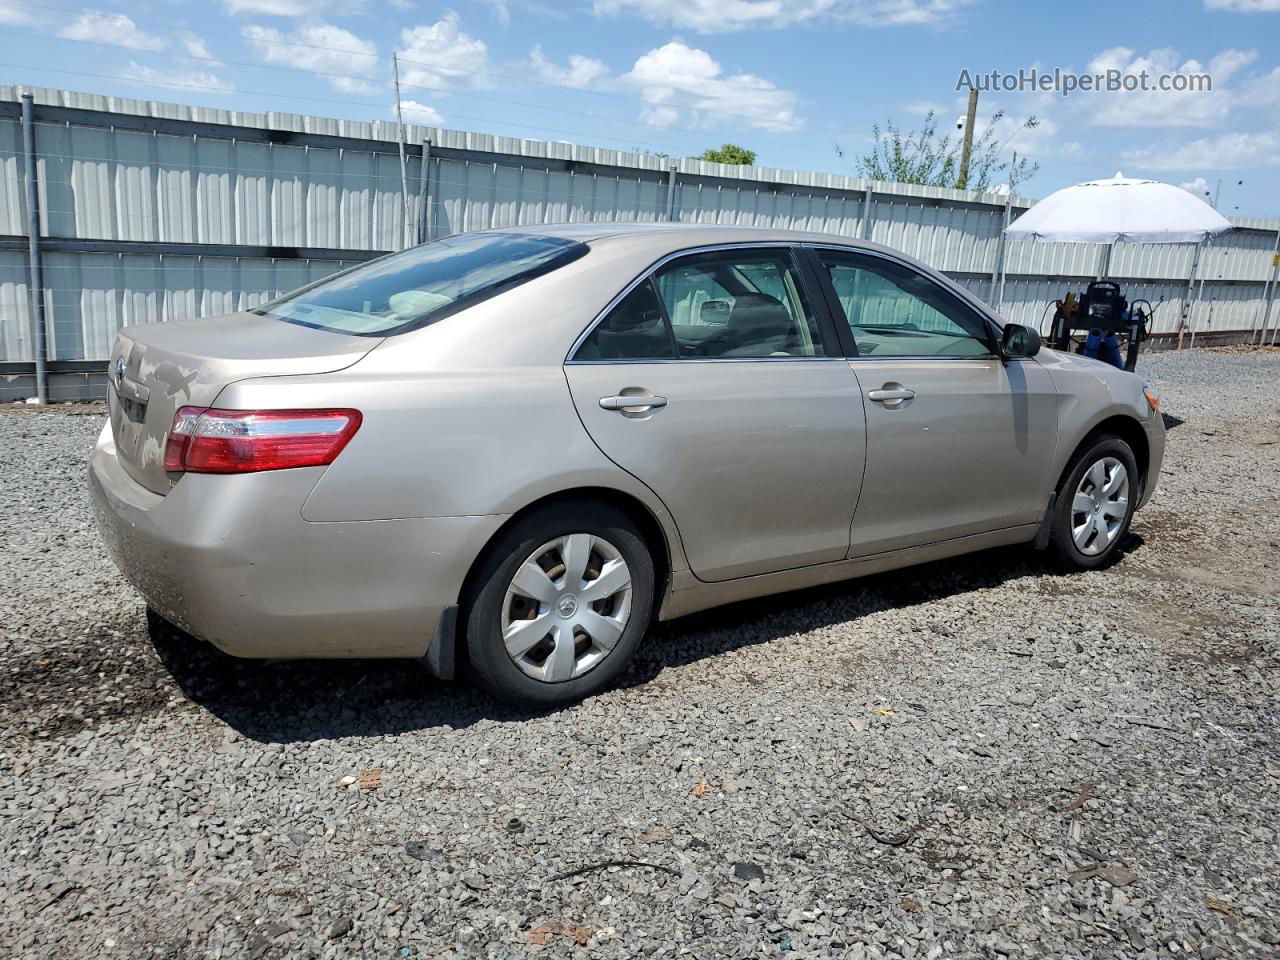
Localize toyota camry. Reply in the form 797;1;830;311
91;224;1165;705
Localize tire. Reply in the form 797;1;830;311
1047;434;1139;571
463;502;655;706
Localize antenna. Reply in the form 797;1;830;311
393;53;411;250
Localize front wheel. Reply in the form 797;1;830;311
464;502;655;706
1047;435;1138;570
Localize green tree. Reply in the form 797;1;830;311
699;143;756;165
843;111;1039;193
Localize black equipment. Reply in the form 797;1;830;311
1046;280;1152;372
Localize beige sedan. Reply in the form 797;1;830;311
91;224;1165;705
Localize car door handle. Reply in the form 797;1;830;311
867;387;915;404
599;394;668;411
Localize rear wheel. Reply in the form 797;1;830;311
464;502;654;705
1047;435;1138;570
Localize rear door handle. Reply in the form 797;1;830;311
867;387;915;404
599;394;668;411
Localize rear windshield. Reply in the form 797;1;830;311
253;232;587;336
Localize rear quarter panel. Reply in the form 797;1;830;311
215;362;691;577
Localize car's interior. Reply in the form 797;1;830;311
822;257;992;358
573;248;996;362
573;282;675;361
574;251;828;361
258;232;585;336
658;256;825;358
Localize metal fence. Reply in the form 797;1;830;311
2;84;1278;400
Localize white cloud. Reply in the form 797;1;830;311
623;40;800;130
862;0;972;24
0;0;31;24
593;0;971;32
389;0;415;7
1125;131;1279;170
1179;175;1214;197
475;0;511;24
60;12;166;51
180;32;220;63
244;23;380;93
1085;46;1252;128
979;110;1063;156
904;99;946;116
1205;0;1280;10
527;46;609;88
1239;66;1280;106
641;104;681;128
225;0;302;12
1210;47;1260;79
397;12;490;92
991;46;1279;184
1080;47;1239;128
399;99;443;124
224;0;366;14
120;61;234;93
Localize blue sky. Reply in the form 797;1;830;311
2;0;1278;214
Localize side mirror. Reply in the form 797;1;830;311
1001;323;1041;359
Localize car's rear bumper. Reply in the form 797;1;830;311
89;424;506;659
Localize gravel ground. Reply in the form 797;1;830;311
2;347;1278;960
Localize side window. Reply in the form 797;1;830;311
818;252;993;358
655;249;826;359
574;280;676;361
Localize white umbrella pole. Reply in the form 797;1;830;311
1256;228;1280;345
1178;240;1204;349
1188;240;1211;350
995;200;1013;312
1098;241;1115;280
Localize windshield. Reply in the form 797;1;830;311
253;232;587;336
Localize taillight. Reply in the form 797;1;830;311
163;405;205;472
163;407;362;475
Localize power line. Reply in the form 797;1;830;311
4;61;795;161
7;1;832;139
0;25;834;165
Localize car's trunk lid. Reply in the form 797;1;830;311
107;311;380;493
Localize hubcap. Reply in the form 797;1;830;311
1070;456;1129;556
500;533;633;683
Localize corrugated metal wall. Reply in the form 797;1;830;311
31;124;418;249
1;84;1278;370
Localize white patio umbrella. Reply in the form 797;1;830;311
1004;172;1232;245
1003;172;1233;345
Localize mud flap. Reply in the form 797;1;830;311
420;605;458;680
1032;492;1057;551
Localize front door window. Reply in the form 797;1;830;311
818;252;993;358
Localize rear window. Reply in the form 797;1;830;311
254;232;587;336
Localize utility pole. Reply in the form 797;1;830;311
956;87;979;191
392;54;411;250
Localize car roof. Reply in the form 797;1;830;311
475;222;999;325
537;221;1011;328
486;222;965;290
489;221;877;248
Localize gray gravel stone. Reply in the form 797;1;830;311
1;348;1279;957
325;917;353;940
